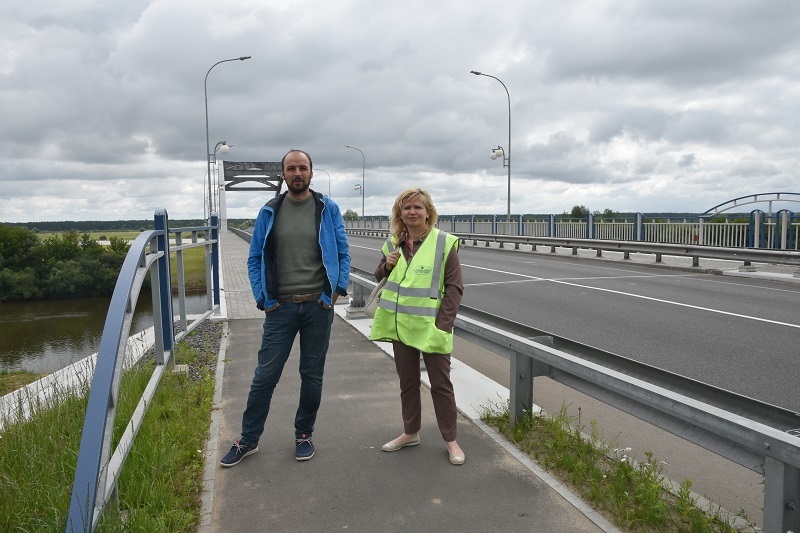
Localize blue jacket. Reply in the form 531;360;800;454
248;190;350;309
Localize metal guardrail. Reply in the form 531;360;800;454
66;210;221;533
345;210;800;251
347;268;800;532
346;229;800;272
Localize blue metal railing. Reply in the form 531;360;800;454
66;210;220;532
344;210;800;250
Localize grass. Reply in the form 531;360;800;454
480;401;758;532
171;246;210;292
0;326;220;532
143;245;209;291
0;370;46;396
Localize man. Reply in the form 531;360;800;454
221;149;350;466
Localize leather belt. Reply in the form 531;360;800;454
276;291;323;304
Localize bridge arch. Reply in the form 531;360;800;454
702;192;800;216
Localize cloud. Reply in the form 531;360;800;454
1;0;799;223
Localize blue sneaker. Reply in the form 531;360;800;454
295;434;314;461
220;439;258;467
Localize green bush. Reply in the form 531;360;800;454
0;224;130;302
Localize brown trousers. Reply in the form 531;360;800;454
392;341;457;442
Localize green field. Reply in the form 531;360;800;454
37;230;205;241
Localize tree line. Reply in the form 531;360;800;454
0;225;132;302
4;219;255;233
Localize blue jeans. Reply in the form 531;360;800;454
240;301;334;445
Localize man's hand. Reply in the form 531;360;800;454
319;293;339;309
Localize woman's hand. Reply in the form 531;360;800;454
385;250;400;272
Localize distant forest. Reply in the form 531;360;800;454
5;219;255;232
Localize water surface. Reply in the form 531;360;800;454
0;294;209;373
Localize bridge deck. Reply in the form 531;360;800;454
204;230;611;532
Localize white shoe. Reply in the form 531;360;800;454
381;434;420;452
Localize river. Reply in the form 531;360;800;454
0;294;209;374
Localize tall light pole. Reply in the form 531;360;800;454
211;141;230;214
345;145;365;218
205;55;251;219
317;168;331;196
470;70;511;220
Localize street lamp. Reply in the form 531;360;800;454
205;55;251;219
211;141;231;213
317;168;331;196
212;141;230;162
345;145;365;218
470;70;511;220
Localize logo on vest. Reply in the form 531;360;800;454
413;265;432;275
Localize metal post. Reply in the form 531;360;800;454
763;456;800;533
205;56;251;220
154;209;173;359
345;145;365;218
317;168;331;196
211;213;220;306
470;71;511;221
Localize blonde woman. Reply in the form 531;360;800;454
370;188;465;465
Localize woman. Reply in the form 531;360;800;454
370;188;465;465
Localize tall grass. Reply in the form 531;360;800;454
480;401;758;532
0;327;219;532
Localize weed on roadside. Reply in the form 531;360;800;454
0;325;221;532
480;400;757;532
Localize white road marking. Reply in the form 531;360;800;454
462;263;800;329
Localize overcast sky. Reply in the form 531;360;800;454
2;0;799;223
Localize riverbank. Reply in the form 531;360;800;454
0;370;46;396
0;320;224;531
0;320;223;397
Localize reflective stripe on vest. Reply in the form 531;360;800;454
382;230;447;304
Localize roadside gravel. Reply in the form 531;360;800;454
139;320;224;381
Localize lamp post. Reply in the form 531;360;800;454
211;141;230;214
205;55;251;219
470;70;511;220
345;145;365;218
317;168;331;196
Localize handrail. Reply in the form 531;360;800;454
346;211;800;251
347;269;800;532
346;229;800;270
66;211;220;533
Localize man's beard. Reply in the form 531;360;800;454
288;179;310;194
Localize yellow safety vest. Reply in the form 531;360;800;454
370;228;459;354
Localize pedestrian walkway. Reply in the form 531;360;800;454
201;230;616;532
216;231;263;320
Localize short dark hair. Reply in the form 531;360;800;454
281;149;313;172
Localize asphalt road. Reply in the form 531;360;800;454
349;234;800;411
347;233;800;527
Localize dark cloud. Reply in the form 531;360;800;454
1;0;798;222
